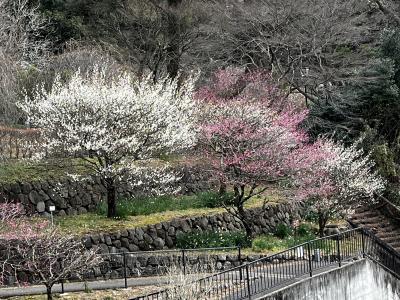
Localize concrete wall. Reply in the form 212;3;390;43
262;259;400;300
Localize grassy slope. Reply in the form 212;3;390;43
56;192;284;235
0;153;189;185
0;158;93;184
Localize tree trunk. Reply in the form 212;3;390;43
107;181;117;218
318;214;328;238
218;181;227;196
46;284;53;300
237;204;253;240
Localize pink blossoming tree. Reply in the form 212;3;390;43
197;69;321;238
0;202;102;300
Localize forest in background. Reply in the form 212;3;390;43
2;0;400;203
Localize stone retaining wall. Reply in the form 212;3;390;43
0;167;213;216
82;201;306;280
82;202;305;253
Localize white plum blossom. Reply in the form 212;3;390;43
18;68;198;217
295;139;386;236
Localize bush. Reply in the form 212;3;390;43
252;234;285;252
252;222;317;252
295;223;315;237
274;223;293;239
176;230;250;249
200;191;235;208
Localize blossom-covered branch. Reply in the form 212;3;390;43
197;68;319;237
19;68;198;217
293;139;386;236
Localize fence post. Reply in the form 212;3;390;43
123;252;128;289
238;246;243;281
182;249;186;275
245;263;252;300
307;242;312;277
361;230;366;258
60;258;65;293
337;235;342;267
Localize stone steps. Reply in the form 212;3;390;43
349;204;400;253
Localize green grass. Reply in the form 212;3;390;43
55;191;283;235
251;223;317;253
176;230;250;249
0;158;93;184
95;191;234;218
0;157;177;184
56;209;226;235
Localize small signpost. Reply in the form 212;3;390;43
49;205;56;226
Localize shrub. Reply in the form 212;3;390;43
252;235;285;252
252;222;317;253
295;223;315;237
274;223;293;239
200;191;235;208
176;230;250;249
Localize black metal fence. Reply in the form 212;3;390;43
94;246;242;288
362;228;400;277
131;227;400;300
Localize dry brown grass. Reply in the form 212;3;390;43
6;286;158;300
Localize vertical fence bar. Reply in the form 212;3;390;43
246;263;252;300
60;258;65;294
238;246;243;281
123;252;128;289
361;230;366;258
337;235;342;267
182;249;186;275
307;242;312;277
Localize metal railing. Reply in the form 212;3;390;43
131;227;400;300
98;246;241;287
56;246;242;292
362;228;400;277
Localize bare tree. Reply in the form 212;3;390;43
372;0;400;27
0;0;49;63
0;54;20;124
97;0;204;81
20;44;128;102
2;229;102;300
0;0;49;125
200;0;383;104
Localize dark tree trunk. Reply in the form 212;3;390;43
219;181;227;196
238;204;253;239
318;214;328;238
107;182;117;218
46;284;53;300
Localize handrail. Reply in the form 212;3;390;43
97;245;240;256
361;226;400;258
131;227;400;300
375;193;400;222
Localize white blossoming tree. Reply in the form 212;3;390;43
19;69;197;217
295;139;386;236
